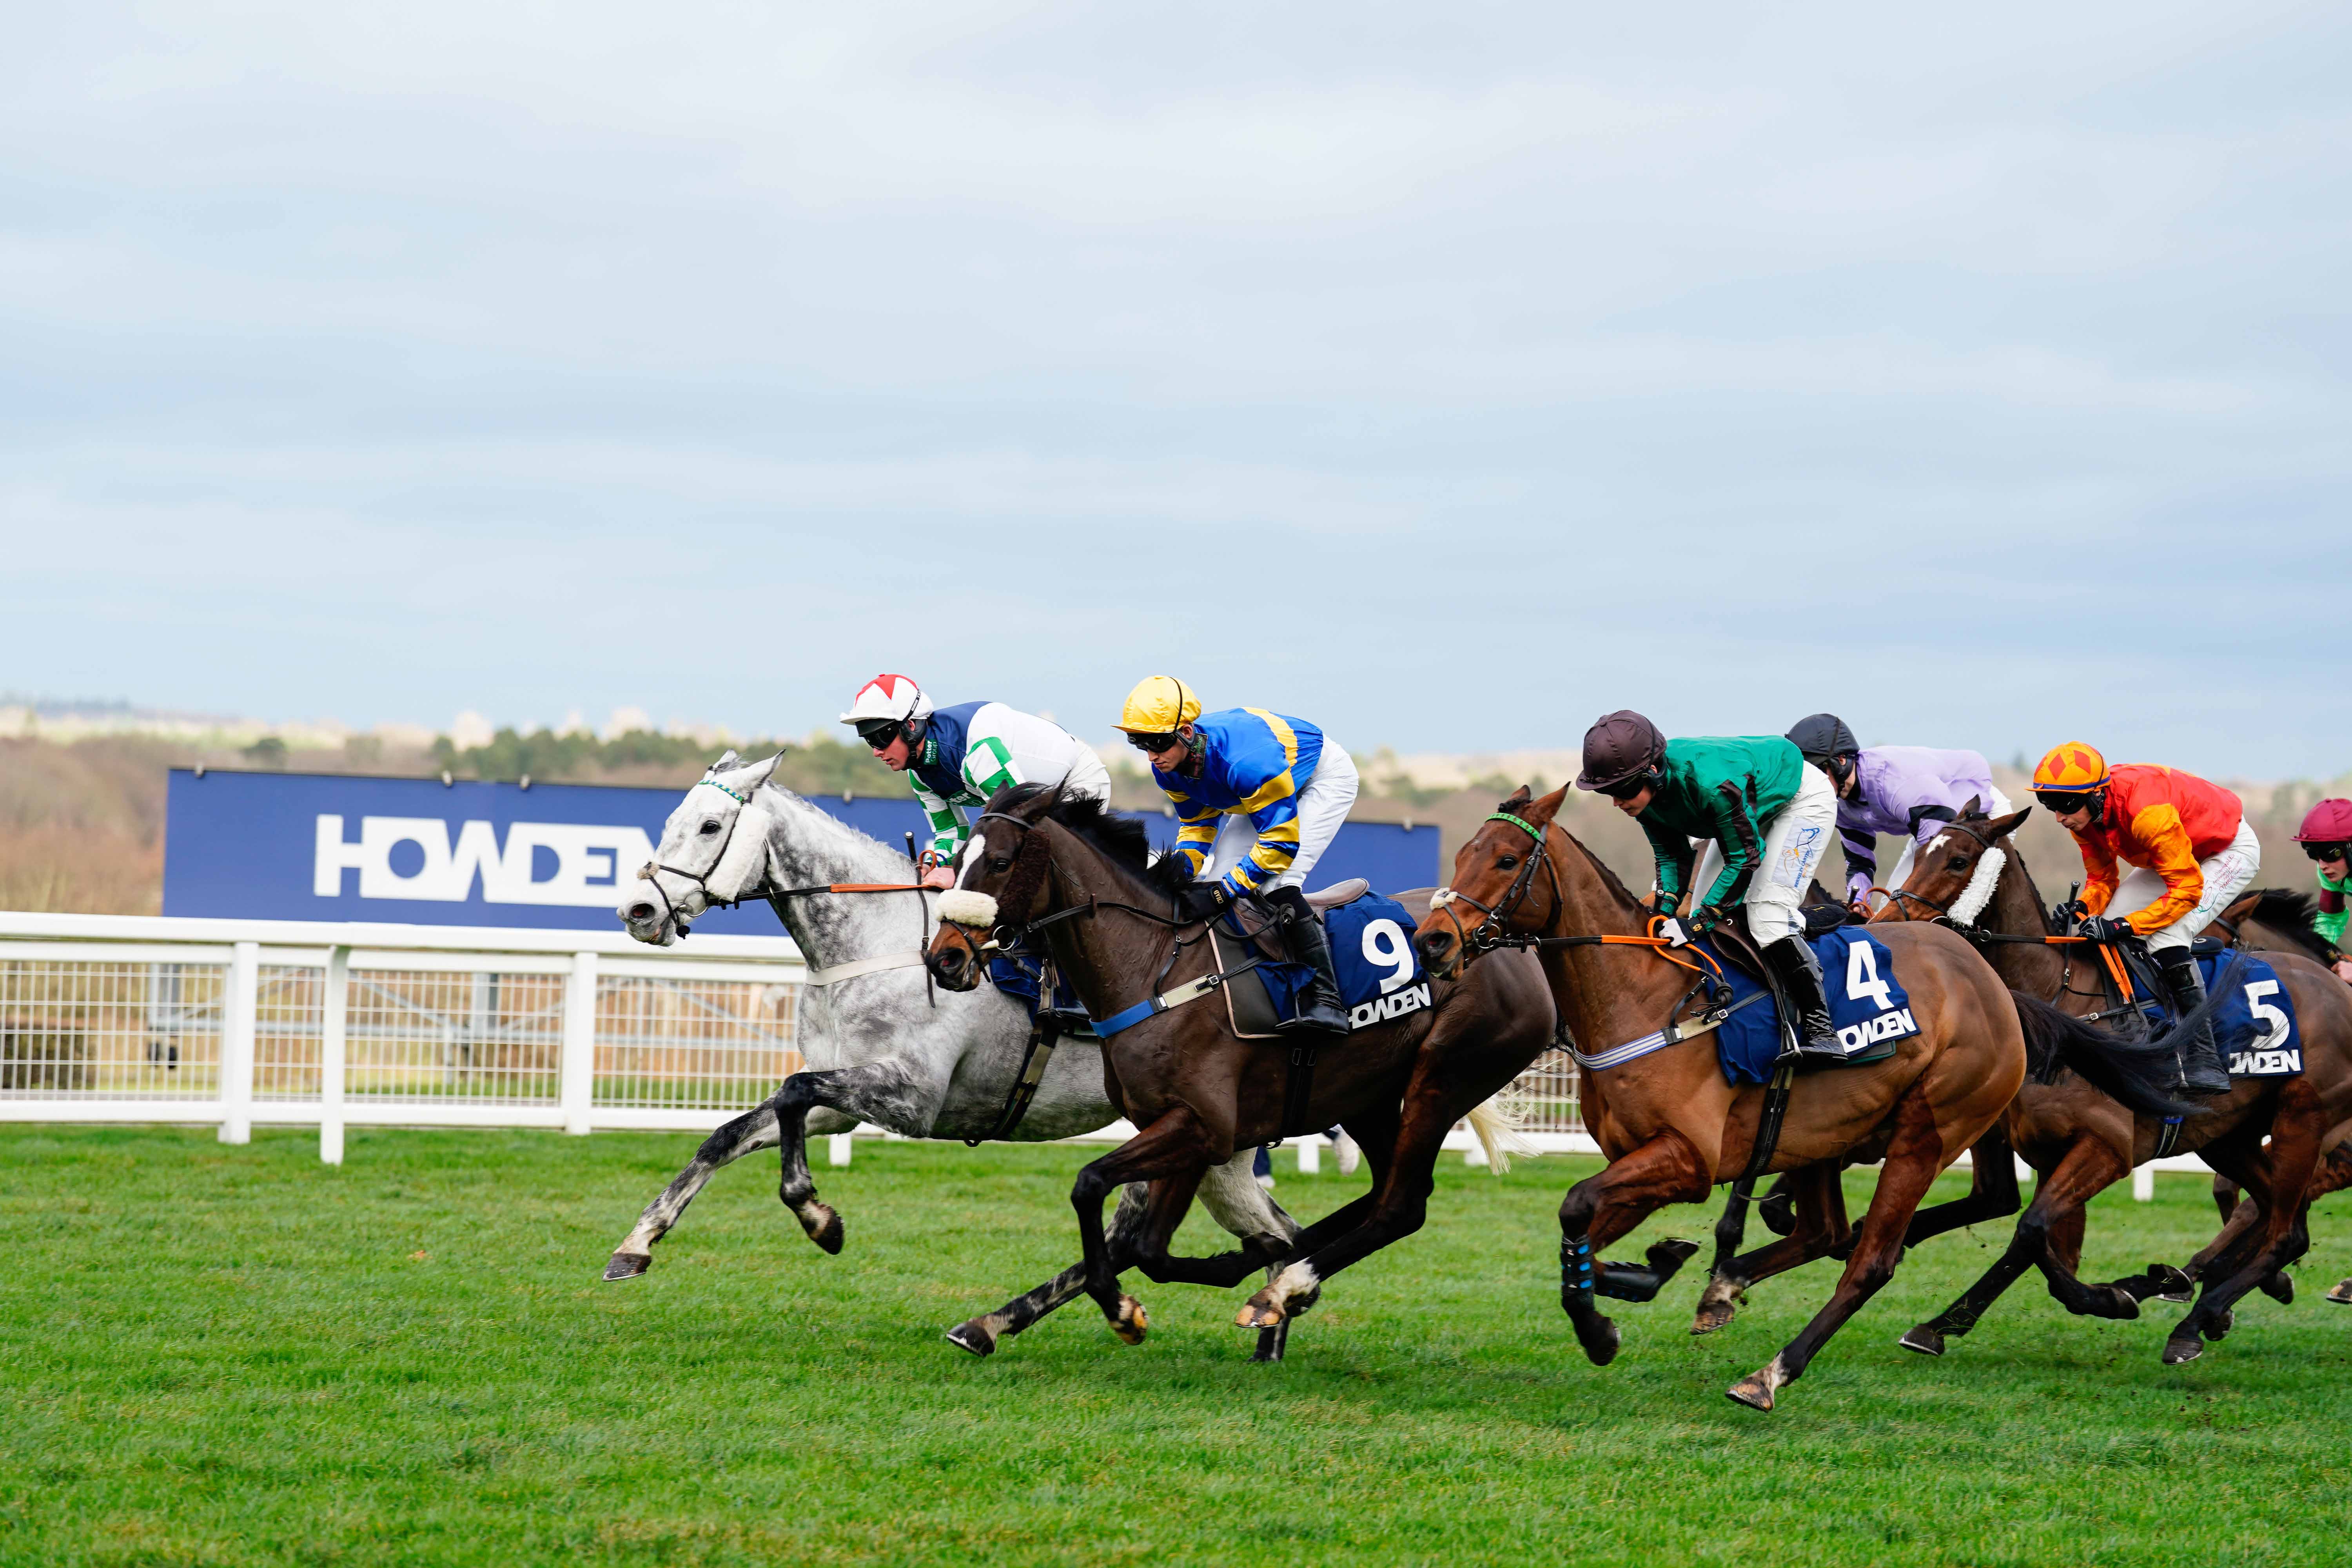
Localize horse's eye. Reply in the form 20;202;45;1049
1497;855;1518;869
1951;858;1971;873
700;820;721;835
989;856;1012;873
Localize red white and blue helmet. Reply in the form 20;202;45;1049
838;673;933;733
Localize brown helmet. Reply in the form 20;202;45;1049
1576;709;1666;794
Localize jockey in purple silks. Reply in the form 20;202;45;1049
1786;715;2013;914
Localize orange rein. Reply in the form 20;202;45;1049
1864;883;2132;1001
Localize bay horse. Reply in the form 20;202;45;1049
1871;803;2352;1363
1411;784;2147;1410
613;753;1305;1359
924;784;1559;1355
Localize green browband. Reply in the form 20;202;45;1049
697;778;751;806
1486;811;1540;841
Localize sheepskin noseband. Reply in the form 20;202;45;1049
1947;846;2006;926
938;889;999;929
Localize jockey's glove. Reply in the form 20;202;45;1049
2077;915;2136;944
2053;898;2089;926
1685;904;1726;935
1178;884;1233;922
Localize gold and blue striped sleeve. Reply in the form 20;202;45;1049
1169;790;1219;876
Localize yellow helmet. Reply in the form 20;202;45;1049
1116;675;1201;735
2032;742;2110;793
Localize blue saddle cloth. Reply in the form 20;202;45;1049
1244;889;1434;1033
2137;950;2301;1076
1698;927;1920;1087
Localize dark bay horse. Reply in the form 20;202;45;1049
1413;784;2117;1410
1872;804;2352;1363
924;785;1558;1356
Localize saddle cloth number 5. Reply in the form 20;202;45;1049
2245;979;2289;1047
1845;940;1895;1011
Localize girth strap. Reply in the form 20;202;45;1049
1278;1041;1320;1142
970;1011;1064;1146
802;951;929;987
1739;1059;1797;1185
1090;956;1265;1038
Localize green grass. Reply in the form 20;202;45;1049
5;1129;2350;1567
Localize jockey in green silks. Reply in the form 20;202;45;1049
1576;710;1844;1058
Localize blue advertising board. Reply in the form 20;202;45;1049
162;770;1441;935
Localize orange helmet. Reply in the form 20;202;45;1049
2032;742;2109;794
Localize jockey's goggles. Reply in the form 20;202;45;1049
1125;731;1181;754
1594;771;1655;801
853;719;906;750
2302;841;2350;864
2034;789;2099;815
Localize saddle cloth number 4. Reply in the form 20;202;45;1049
1845;940;1895;1011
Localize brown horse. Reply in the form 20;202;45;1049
1412;784;2059;1410
924;785;1560;1353
1871;804;2352;1363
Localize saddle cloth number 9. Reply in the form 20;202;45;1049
1362;919;1415;994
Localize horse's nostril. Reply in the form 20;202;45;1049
628;903;655;922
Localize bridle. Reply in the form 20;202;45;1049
1877;815;2006;922
634;775;766;936
1426;811;1563;958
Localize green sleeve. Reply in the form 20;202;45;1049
2318;869;2349;945
1641;816;1688;912
1700;780;1764;909
910;779;966;863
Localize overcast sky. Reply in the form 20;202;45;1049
5;3;2348;774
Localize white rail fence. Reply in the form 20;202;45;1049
0;913;2197;1196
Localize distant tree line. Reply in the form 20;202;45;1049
429;727;904;795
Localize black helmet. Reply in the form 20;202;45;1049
1576;710;1666;795
1786;713;1859;769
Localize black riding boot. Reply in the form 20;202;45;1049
1762;936;1844;1060
2156;946;2232;1094
1267;886;1350;1035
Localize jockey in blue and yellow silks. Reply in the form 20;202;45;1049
1115;675;1359;1034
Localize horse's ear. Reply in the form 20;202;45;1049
1523;782;1572;826
712;749;740;773
756;751;784;784
2220;891;2263;926
1989;804;2032;840
1958;793;1982;818
1015;780;1065;822
1498;784;1533;811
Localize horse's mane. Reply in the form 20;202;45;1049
998;783;1193;896
2238;887;2336;963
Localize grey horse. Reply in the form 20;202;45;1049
609;751;1307;1357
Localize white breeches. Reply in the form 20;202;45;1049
1206;741;1359;893
1690;762;1839;946
1887;785;2015;890
2107;820;2262;953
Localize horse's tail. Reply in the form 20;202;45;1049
1466;1097;1538;1176
2009;970;2234;1121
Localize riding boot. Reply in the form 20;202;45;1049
2155;946;2232;1094
1266;886;1350;1035
1762;936;1845;1060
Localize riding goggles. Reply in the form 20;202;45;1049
1596;771;1655;802
1125;731;1180;754
2303;842;2350;864
2035;789;2099;815
853;719;905;750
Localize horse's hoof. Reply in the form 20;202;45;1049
603;1251;651;1281
2260;1272;2294;1305
945;1319;997;1357
1757;1190;1796;1238
1690;1277;1743;1336
1234;1296;1285;1332
1898;1325;1946;1357
1727;1354;1791;1410
1572;1312;1620;1367
798;1203;844;1255
1111;1295;1149;1345
2147;1262;2195;1303
2162;1332;2205;1366
2206;1309;2234;1341
2098;1287;2142;1322
2327;1279;2352;1305
1649;1238;1702;1273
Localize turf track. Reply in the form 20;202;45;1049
6;1127;2351;1566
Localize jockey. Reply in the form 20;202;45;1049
2292;799;2352;977
838;674;1111;891
2033;743;2256;1093
1113;675;1358;1034
1578;711;1843;1058
1784;714;2013;910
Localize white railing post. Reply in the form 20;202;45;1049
829;1128;856;1166
1294;1136;1320;1174
319;945;348;1165
220;940;258;1144
561;950;598;1136
2133;1165;2155;1201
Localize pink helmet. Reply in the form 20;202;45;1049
2296;799;2352;843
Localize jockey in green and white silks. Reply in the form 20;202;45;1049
840;673;1111;890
